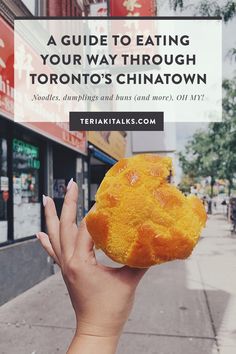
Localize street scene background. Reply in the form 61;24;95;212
0;0;236;353
0;213;236;354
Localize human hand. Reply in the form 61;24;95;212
37;180;147;353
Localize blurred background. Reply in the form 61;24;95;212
0;1;236;353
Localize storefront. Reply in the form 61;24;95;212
0;13;88;244
0;118;88;243
87;131;127;208
0;12;87;305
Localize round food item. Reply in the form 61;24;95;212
86;154;207;268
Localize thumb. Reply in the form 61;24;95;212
119;266;148;286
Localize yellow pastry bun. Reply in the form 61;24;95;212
86;154;207;268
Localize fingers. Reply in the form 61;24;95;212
73;219;95;262
43;196;61;259
36;232;60;266
60;180;79;261
61;179;78;225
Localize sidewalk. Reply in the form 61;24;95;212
0;214;236;354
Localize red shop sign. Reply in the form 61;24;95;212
110;0;156;16
0;16;87;154
27;122;87;154
0;16;14;118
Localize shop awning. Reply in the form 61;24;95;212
90;147;117;165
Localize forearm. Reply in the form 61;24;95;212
67;333;119;354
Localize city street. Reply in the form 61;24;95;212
0;213;236;354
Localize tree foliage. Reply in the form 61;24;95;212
169;1;236;196
179;130;220;196
179;77;236;196
169;0;236;22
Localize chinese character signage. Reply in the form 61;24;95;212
90;3;108;17
110;0;156;16
0;16;86;154
30;122;87;154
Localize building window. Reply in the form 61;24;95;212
0;138;8;243
13;138;41;239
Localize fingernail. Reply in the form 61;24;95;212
36;233;40;239
67;178;73;191
43;195;48;207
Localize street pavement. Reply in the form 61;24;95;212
0;213;236;354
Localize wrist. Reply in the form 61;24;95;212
67;332;120;354
76;319;123;338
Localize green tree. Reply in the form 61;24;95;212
179;77;236;197
169;1;236;195
169;0;236;22
179;130;220;197
168;1;236;59
210;78;236;195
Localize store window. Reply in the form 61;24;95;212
0;138;8;243
13;138;41;239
